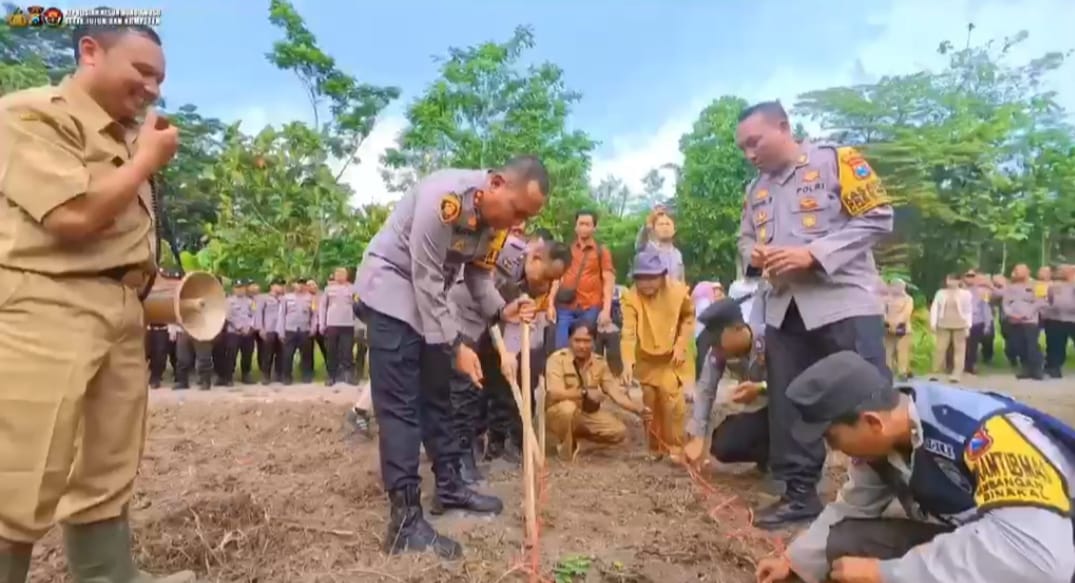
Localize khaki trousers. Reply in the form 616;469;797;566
933;328;968;379
546;400;626;459
636;355;687;455
0;268;148;543
883;334;912;377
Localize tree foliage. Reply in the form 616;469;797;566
2;5;1072;302
200;0;399;281
381;26;598;242
795;27;1073;290
674;95;754;284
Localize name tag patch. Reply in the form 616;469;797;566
924;438;956;460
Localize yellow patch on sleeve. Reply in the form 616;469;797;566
471;229;508;270
836;147;890;217
964;415;1072;516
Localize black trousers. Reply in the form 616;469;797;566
965;322;986;373
826;518;952;565
355;328;369;380
766;303;889;489
314;332;328;366
212;333;228;381
175;333;214;387
364;306;460;491
595;330;623;376
1007;322;1043;376
259;331;284;381
146;326;171;385
282;330;314;383
981;324;995;364
711;408;769;466
1000;320;1019;367
1045;319;1075;374
224;331;255;382
324;325;355;381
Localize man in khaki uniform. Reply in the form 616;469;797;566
620;249;695;460
883;280;914;379
545;320;649;460
0;22;193;583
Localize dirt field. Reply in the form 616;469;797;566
27;374;1075;583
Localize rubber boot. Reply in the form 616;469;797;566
384;487;462;560
63;514;196;583
458;438;484;486
429;464;503;516
0;541;31;583
752;482;822;531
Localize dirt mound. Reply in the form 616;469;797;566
29;401;809;582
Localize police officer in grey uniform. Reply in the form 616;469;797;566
222;279;256;385
756;351;1075;583
1049;265;1075;376
1002;263;1045;380
446;234;570;483
257;279;285;384
354;156;548;559
736;101;893;530
277;278;315;384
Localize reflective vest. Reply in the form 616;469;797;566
870;382;1075;525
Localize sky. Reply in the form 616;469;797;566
46;0;1075;205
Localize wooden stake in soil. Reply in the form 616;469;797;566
536;375;547;461
487;325;544;468
520;324;539;551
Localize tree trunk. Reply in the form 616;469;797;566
1001;241;1008;275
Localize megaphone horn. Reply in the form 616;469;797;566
143;271;227;341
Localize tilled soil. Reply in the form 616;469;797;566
26;373;1075;582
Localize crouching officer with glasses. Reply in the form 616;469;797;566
354;157;549;560
446;233;570;483
756;351;1075;583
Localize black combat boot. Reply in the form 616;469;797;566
483;436;504;462
752;481;822;530
458;438;484;486
172;382;189;391
429;465;503;516
384;486;462;560
241;374;253;385
326;376;336;387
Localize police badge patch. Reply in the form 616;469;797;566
440;193;462;224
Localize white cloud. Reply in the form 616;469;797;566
336;115;407;206
222;0;1073;204
592;0;1075;194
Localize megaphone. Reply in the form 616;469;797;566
143;271;226;341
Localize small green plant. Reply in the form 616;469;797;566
554;554;593;583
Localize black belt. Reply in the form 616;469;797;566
63;265;156;301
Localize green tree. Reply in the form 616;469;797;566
0;2;72;94
633;168;667;213
203;0;399;280
674;95;754;284
156;105;226;254
381;26;598;242
794;27;1072;292
593;175;632;218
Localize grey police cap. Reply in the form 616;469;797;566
788;351;897;442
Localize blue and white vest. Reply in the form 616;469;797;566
870;382;1075;525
